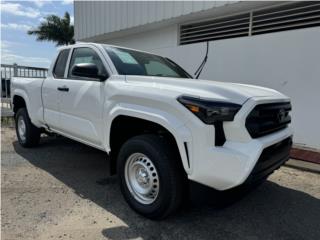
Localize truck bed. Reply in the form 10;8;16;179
11;77;45;125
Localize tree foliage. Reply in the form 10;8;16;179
28;12;75;46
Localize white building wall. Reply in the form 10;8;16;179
97;25;179;51
100;26;320;150
74;1;236;41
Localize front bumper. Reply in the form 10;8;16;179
186;97;293;191
242;136;292;186
189;126;293;190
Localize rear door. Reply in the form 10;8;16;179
57;46;109;146
42;49;70;129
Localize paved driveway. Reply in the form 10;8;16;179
1;127;320;240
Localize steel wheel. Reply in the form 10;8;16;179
15;108;40;148
124;153;160;205
17;115;26;142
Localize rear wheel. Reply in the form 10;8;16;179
15;108;40;147
117;134;185;220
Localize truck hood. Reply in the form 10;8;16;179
125;76;288;104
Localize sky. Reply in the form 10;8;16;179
1;0;74;68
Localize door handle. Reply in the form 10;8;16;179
57;86;69;92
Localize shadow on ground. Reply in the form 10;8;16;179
13;135;320;240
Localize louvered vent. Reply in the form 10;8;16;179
179;2;320;45
179;13;250;45
252;1;320;35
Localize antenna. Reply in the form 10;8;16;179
194;41;209;79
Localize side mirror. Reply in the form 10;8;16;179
71;63;107;81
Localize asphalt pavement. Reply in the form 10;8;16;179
2;127;320;240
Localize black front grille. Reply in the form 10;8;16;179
245;137;292;185
246;102;291;138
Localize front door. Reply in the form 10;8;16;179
57;47;108;146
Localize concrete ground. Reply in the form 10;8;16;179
1;127;320;240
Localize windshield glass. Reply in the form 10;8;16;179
105;47;192;78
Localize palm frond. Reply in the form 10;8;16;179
27;11;75;46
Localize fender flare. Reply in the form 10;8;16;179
12;90;30;114
106;103;193;174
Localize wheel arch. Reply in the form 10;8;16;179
12;93;29;115
106;105;192;175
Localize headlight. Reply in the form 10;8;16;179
177;95;241;124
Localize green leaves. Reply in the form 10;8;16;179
27;12;75;46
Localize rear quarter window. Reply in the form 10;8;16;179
53;49;70;78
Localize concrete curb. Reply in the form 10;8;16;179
285;159;320;174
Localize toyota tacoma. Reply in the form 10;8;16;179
11;43;293;219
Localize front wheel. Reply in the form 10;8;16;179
117;134;186;220
15;108;41;147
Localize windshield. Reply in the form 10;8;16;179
105;47;192;78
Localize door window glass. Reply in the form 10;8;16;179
68;47;107;79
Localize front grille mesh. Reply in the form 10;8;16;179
246;102;291;138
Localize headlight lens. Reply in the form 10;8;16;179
178;95;241;124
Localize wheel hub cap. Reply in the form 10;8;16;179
125;153;160;204
17;116;26;142
136;168;149;184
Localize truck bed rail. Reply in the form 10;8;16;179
1;64;48;116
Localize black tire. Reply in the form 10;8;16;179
15;108;41;147
117;134;186;220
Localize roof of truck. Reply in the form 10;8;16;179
57;42;156;56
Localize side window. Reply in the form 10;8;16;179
53;49;70;78
68;47;107;79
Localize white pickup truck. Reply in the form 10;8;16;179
11;43;293;219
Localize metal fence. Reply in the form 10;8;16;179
1;63;48;117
